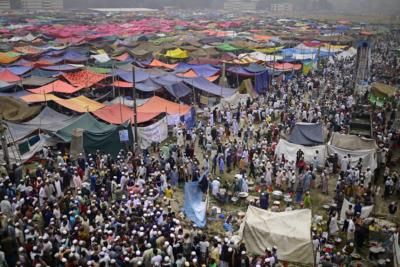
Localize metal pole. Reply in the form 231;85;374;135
132;65;138;151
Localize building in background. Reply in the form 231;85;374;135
224;0;260;12
0;0;10;10
270;2;293;12
21;0;63;9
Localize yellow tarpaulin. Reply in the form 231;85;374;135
54;95;105;113
254;46;284;53
165;48;189;59
21;94;61;104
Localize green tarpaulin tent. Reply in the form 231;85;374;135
216;43;240;52
55;113;115;142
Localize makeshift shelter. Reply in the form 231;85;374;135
183;77;235;97
5;107;75;142
328;132;378;170
0;69;22;83
165;48;189;59
55;113;115;142
28;80;83;94
288;123;324;146
275;139;327;167
92;104;160;124
62;69;108;88
239;206;314;265
53;96;105;113
369;82;397;106
0;96;41;122
137;96;193;126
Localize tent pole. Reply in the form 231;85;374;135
132;65;138;152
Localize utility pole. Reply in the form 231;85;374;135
132;65;138;152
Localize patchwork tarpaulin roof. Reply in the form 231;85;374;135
0;96;41;122
137;96;191;115
115;69;151;83
0;69;22;83
62;69;108;88
165;48;189;59
28;80;83;94
92;104;160;124
53;95;105;113
55;113;115;142
174;63;220;77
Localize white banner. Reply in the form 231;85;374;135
137;117;168;149
275;139;327;167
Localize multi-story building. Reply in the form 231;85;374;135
270;2;293;12
21;0;63;9
224;0;260;12
0;0;63;10
0;0;10;10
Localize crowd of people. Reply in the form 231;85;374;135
0;30;399;267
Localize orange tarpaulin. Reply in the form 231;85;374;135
269;63;302;71
28;80;83;94
0;69;21;83
93;103;160;124
253;34;273;42
148;59;177;70
114;53;130;61
62;69;108;88
137;96;191;115
21;93;61;104
13;46;43;55
0;52;20;64
54;95;105;113
176;70;219;82
111;81;133;88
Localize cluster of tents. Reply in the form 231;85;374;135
275;122;378;171
0;10;371;164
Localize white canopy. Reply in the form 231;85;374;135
239;206;314;265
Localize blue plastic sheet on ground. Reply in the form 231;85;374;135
184;182;206;228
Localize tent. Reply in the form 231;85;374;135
92;104;160;124
288;123;324;146
239;206;314;265
53;96;105;113
55;113;115;142
183;77;235;97
5;107;75;142
0;96;41;122
28;80;82;94
0;69;21;83
275;139;326;167
327;132;377;170
165;48;189;59
62;69;108;88
137;96;193;126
